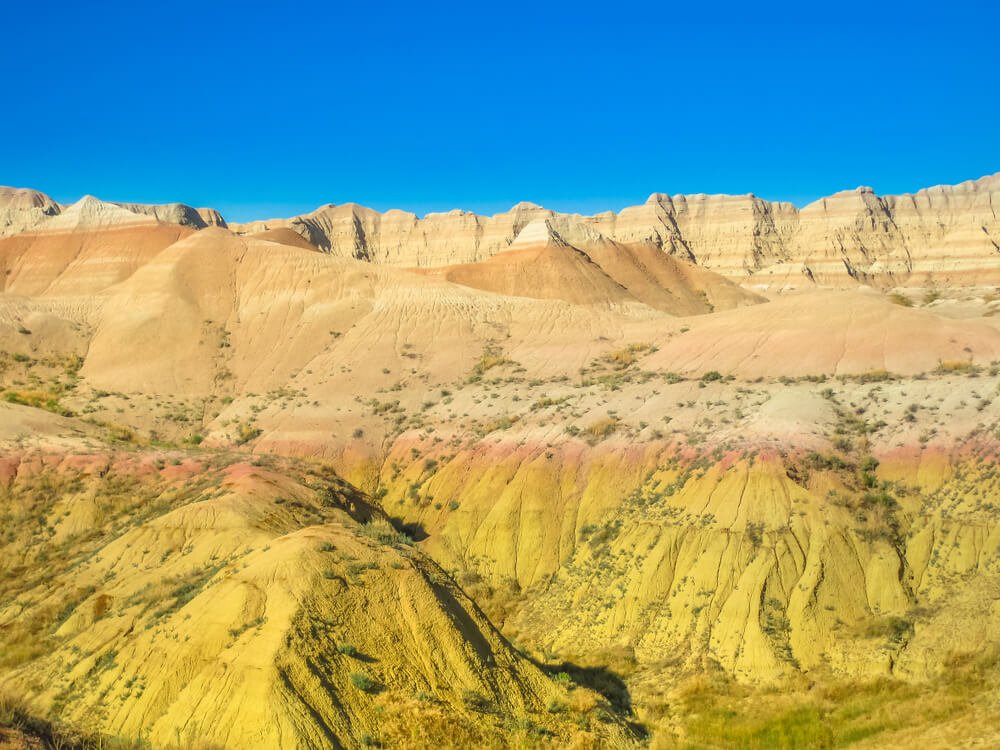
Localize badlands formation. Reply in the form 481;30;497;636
0;174;999;748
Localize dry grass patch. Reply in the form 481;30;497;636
471;344;515;378
584;417;619;442
935;359;979;374
650;648;1000;749
604;343;654;370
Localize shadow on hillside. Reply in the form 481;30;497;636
388;517;429;541
344;650;377;664
544;660;648;738
545;661;633;714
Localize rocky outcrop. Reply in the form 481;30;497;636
8;173;998;286
0;186;61;238
0;190;227;239
226;173;1000;286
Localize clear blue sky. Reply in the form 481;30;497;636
2;1;997;221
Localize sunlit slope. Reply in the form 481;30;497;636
2;186;1000;748
7;171;1000;287
0;414;632;748
225;172;1000;286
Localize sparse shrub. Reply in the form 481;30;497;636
235;422;262;445
108;424;135;443
360;518;412;547
745;522;764;548
604;343;653;369
471;344;512;376
350;672;378;692
228;616;266;639
936;359;979;374
584;417;618;442
546;698;567;713
864;616;914;645
3;388;66;415
853;369;893;383
479;414;518;434
462;689;493;712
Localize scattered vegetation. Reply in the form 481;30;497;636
603;343;655;370
0;692;147;749
359;518;413;547
660;649;1000;749
583;417;619;443
470;344;514;379
936;359;979;374
350;672;379;693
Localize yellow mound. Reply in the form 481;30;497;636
0;449;633;748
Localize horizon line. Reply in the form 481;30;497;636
11;169;998;225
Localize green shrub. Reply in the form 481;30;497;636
360;519;412;547
350;672;378;692
235;422;262;445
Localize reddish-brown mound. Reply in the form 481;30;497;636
0;224;194;296
426;239;633;306
418;232;762;314
579;238;764;314
250;227;322;251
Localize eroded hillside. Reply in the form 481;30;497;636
1;176;1000;748
0;404;636;749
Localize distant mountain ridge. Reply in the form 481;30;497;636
0;188;226;237
2;172;998;286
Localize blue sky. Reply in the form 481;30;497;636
2;1;997;221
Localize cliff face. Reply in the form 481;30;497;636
8;172;999;286
0;187;60;238
0;191;226;239
787;176;1000;284
589;193;800;275
223;173;1000;285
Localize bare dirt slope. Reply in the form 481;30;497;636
419;219;763;314
1;178;1000;748
0;409;633;748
